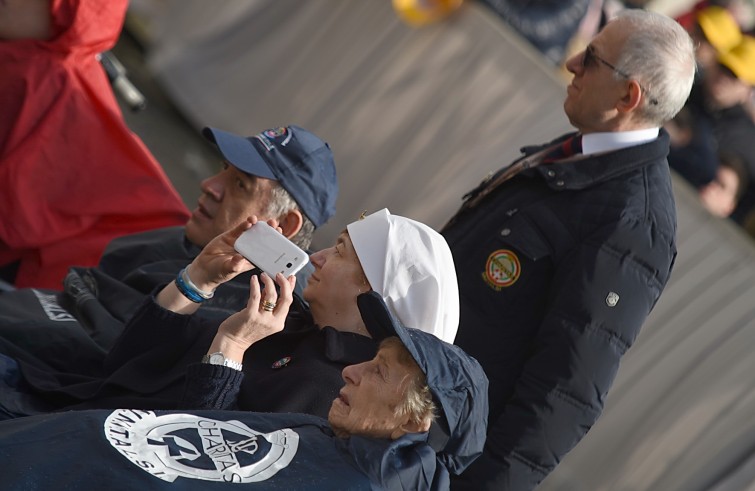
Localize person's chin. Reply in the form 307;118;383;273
563;94;573;112
328;403;350;437
184;217;197;234
184;219;211;247
301;276;319;299
562;104;578;128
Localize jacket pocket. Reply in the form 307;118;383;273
466;214;554;318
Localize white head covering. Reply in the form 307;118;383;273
347;208;460;343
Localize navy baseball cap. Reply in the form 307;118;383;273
202;125;338;227
357;291;489;476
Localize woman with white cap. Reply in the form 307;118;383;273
0;209;459;421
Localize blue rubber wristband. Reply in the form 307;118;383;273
175;268;206;303
181;266;214;299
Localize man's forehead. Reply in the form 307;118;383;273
591;24;628;60
600;18;629;43
226;160;257;180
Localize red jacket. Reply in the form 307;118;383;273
0;0;189;289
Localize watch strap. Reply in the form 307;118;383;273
202;352;243;371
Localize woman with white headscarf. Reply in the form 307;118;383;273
0;209;459;421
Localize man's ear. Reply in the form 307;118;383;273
278;209;303;239
617;79;644;114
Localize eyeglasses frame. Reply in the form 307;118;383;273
583;44;659;106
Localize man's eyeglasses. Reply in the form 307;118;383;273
583;45;659;106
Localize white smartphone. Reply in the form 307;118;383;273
233;222;310;277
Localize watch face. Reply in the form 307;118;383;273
209;353;225;365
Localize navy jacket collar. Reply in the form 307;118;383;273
523;129;670;191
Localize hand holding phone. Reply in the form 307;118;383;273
233;222;309;277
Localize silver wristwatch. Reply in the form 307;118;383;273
202;352;243;371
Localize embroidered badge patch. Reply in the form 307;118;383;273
256;127;292;148
264;127;287;139
482;249;521;291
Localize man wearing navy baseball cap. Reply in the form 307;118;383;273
95;123;337;300
196;125;337;250
0;124;339;388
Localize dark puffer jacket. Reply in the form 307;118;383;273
443;130;677;490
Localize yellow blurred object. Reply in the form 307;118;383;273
392;0;464;27
697;5;742;52
718;35;755;85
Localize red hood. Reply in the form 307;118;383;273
0;0;190;289
48;0;127;55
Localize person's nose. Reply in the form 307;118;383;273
341;362;363;385
200;172;224;201
309;247;333;270
565;50;584;76
309;249;324;269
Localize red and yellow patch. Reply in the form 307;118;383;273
482;249;521;290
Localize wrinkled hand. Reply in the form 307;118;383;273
188;216;281;291
213;272;296;358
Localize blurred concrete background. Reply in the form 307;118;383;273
111;0;709;226
112;29;218;210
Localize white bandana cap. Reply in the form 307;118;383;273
347;208;460;343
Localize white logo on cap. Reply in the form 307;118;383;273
104;410;299;483
254;134;275;152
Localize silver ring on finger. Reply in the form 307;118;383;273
261;300;276;312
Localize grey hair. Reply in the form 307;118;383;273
265;182;315;250
611;9;696;125
381;337;437;427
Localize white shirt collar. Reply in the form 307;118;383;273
581;127;659;156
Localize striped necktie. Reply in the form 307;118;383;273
543;134;582;163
